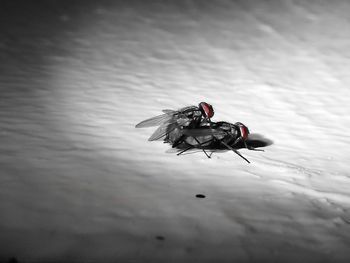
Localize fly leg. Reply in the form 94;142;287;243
231;137;264;152
193;137;211;159
177;144;194;156
244;141;264;151
219;140;250;164
177;138;214;157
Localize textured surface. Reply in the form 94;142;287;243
1;1;350;262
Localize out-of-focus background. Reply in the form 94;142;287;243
1;0;350;262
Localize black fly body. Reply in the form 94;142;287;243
136;102;263;163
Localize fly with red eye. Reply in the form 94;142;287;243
135;102;214;142
174;121;263;163
135;102;264;163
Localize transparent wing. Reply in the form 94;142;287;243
148;122;179;141
162;109;176;114
135;113;173;128
162;105;198;115
136;105;198;128
177;105;199;114
148;116;191;141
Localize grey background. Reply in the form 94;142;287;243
1;1;350;262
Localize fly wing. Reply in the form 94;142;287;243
148;123;177;141
135;113;173;128
148;117;190;141
162;109;176;114
136;105;199;128
177;105;199;114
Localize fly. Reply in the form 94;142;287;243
135;102;214;141
172;121;264;163
135;103;264;163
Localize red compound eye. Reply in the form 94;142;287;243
237;123;249;140
199;102;214;118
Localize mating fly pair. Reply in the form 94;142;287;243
135;102;262;163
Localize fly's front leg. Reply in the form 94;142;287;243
219;140;250;164
231;136;243;148
244;141;264;151
231;137;264;152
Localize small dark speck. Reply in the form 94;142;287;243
196;194;206;198
156;236;165;241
